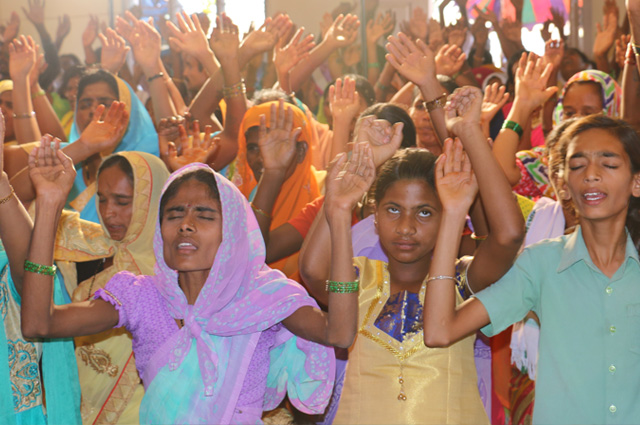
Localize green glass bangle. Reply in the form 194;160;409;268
326;279;359;293
24;260;57;276
368;62;381;69
502;120;524;138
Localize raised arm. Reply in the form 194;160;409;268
283;142;374;347
273;27;315;93
164;120;218;172
9;35;41;144
21;139;119;339
328;77;361;161
365;11;394;85
386;33;448;144
493;53;557;186
251;100;300;244
208;14;247;170
0;110;33;294
423;137;490;346
288;14;360;93
444;86;524;291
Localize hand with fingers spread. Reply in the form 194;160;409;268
9;35;37;83
82;15;100;48
29;134;76;204
3;12;20;44
22;0;45;27
501;18;523;45
593;10;618;58
481;83;509;127
353;115;404;167
386;32;436;89
78;101;129;156
435;43;466;77
444;86;483;137
324;14;360;49
446;25;467;48
127;15;163;76
408;7;428;41
329;77;361;126
471;16;489;49
435;138;478;214
157;115;186;160
274;27;315;90
55;14;71;48
210;14;240;65
513;52;558;113
166;11;214;66
166;121;218;171
258;100;301;175
427;18;445;51
99;28;130;74
325;142;376;215
367;12;395;46
115;13;135;44
240;14;292;57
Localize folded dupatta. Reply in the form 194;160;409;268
141;164;334;423
67;75;160;223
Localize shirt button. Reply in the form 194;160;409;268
610;325;616;334
609;364;616;374
609;404;617;413
606;286;613;295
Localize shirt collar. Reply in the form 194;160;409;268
557;226;640;273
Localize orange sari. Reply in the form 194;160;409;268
233;101;322;279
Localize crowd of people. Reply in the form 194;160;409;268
1;0;640;423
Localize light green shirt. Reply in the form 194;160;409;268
476;226;640;425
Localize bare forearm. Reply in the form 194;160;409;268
32;85;67;141
419;81;449;143
622;61;640;129
493;100;530;185
299;204;332;304
389;82;416;108
252;169;286;244
213;60;246;170
0;175;33;293
289;40;336;93
12;78;41;144
329;118;352;162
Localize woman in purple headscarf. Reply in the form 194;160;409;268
18;128;369;423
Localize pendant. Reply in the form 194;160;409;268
397;365;407;401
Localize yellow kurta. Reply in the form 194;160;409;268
334;257;488;425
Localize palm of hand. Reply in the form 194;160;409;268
25;6;44;25
243;29;276;53
436;52;461;76
502;21;522;43
481;99;501;123
180;30;209;57
447;29;466;47
10;50;35;79
260;128;296;171
30;163;74;198
169;146;207;170
83;25;97;46
396;50;433;85
326;172;370;211
211;33;239;61
4;14;20;42
544;47;563;68
84;121;121;151
437;169;477;209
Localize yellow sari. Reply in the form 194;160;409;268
53;152;169;424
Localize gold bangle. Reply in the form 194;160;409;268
424;94;447;112
13;111;35;119
250;202;271;219
0;186;15;204
222;80;246;98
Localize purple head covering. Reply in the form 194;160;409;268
152;163;325;397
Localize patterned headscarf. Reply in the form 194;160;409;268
553;69;621;123
151;163;333;416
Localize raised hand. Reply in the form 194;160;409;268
445;24;467;48
481;82;509;126
240;14;292;57
98;28;130;74
127;15;163;75
367;12;394;45
28;44;45;88
325;141;376;214
329;77;361;123
82;15;99;49
444;86;483;136
22;0;45;26
275;27;315;69
9;35;37;82
210;14;240;65
514;52;558;112
427;18;445;51
157;115;186;160
166;11;212;59
166;121;218;171
408;6;428;41
3;12;20;44
543;38;564;70
435;138;477;214
55;14;71;46
386;32;436;88
257;100;301;174
593;10;618;57
353;115;404;167
501;18;523;45
323;14;360;48
115;13;134;43
615;34;631;69
435;43;466;77
28;134;76;204
78;102;129;155
471;16;489;48
550;8;566;39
